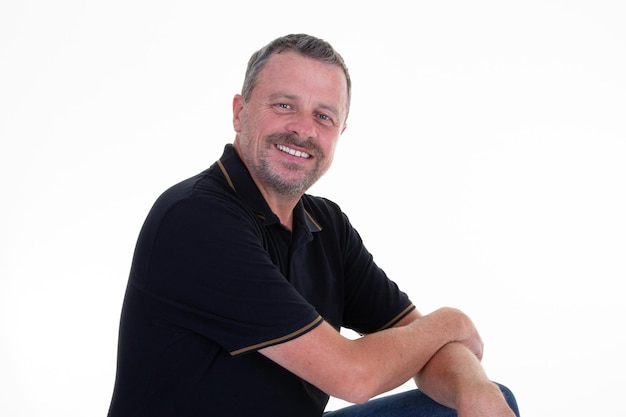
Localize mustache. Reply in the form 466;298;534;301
266;133;321;156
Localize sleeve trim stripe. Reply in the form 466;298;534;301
229;316;324;356
375;304;416;332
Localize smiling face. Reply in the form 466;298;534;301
232;51;348;198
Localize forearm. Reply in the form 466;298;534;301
262;307;477;404
349;311;460;396
414;342;497;409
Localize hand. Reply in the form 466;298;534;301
459;323;484;362
431;307;484;360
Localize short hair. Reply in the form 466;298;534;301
241;34;351;119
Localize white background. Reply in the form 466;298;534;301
1;1;625;416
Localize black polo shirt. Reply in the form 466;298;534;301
108;144;414;417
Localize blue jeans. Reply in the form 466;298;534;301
323;383;519;417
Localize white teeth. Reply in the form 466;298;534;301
277;144;311;159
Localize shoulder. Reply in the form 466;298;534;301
138;167;259;243
151;167;242;218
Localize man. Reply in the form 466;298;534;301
107;34;520;417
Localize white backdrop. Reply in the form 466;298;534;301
1;1;625;416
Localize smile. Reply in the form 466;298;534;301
276;144;311;159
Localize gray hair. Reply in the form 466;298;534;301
241;34;351;119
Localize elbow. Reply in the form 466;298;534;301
329;363;379;405
341;386;372;405
347;390;374;405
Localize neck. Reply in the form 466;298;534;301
231;140;302;230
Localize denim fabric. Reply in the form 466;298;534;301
323;383;519;417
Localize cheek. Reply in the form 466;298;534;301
322;136;340;158
319;139;339;171
244;112;276;138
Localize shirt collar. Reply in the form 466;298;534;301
216;144;322;234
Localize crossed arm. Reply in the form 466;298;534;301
260;307;516;416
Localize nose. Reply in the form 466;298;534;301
285;113;316;139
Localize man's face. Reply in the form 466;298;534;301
233;51;348;197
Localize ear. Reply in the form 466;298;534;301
232;94;245;132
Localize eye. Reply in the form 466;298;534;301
275;103;292;110
316;113;334;125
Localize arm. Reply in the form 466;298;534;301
401;311;517;417
260;306;480;404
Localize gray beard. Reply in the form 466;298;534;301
252;133;325;197
257;158;317;196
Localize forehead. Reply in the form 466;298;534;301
255;51;348;114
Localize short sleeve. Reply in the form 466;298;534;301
338;212;414;334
